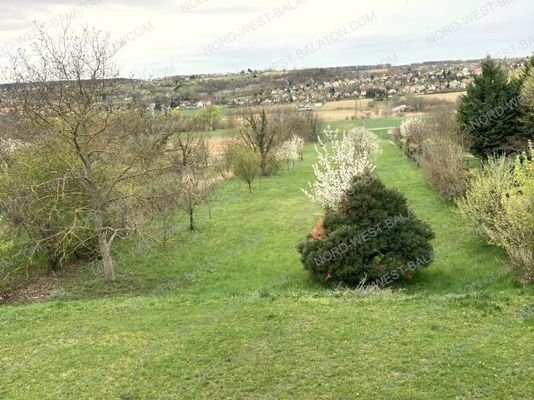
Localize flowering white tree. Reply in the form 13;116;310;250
275;135;305;167
293;135;305;161
304;126;380;209
399;117;428;158
0;137;29;167
399;117;427;141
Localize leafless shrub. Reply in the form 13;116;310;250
417;110;471;200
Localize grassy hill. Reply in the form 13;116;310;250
1;119;532;399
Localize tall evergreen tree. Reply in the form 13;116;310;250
516;56;534;138
457;57;523;157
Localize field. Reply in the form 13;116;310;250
1;118;533;399
320;99;374;111
317;92;465;121
317;99;373;121
419;91;466;102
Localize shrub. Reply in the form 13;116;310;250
399;117;429;159
418;111;470;200
419;138;468;200
232;148;260;192
492;143;534;282
457;156;515;242
457;142;534;282
263;158;283;176
0;144;98;270
397;110;471;200
294;135;305;161
298;177;435;287
214;141;239;179
390;127;402;145
304;126;379;210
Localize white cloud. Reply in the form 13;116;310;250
0;0;532;78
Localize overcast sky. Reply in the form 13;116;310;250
0;0;532;78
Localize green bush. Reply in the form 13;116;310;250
0;144;98;270
457;142;534;283
456;156;515;242
232;148;260;192
195;105;222;131
298;177;435;287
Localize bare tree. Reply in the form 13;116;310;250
236;107;286;176
168;114;209;169
284;109;323;143
178;167;218;231
4;24;174;280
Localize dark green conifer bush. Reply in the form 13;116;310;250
298;177;435;287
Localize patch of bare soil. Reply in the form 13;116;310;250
0;275;64;305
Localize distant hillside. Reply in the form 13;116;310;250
1;57;528;111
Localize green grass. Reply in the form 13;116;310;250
329;117;404;131
206;128;236;138
373;129;513;293
179;105;234;118
172;128;236;140
1;119;533;399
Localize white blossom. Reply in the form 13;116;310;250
275;135;305;164
0;136;29;168
0;137;27;155
399;117;426;144
304;126;380;210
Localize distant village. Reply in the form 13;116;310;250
0;57;528;114
145;57;527;111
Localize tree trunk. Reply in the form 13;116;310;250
208;197;212;219
95;211;115;281
189;208;194;231
260;159;267;176
99;235;115;281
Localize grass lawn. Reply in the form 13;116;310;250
1;119;533;399
205;128;236;138
329;117;403;131
179;106;234;118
